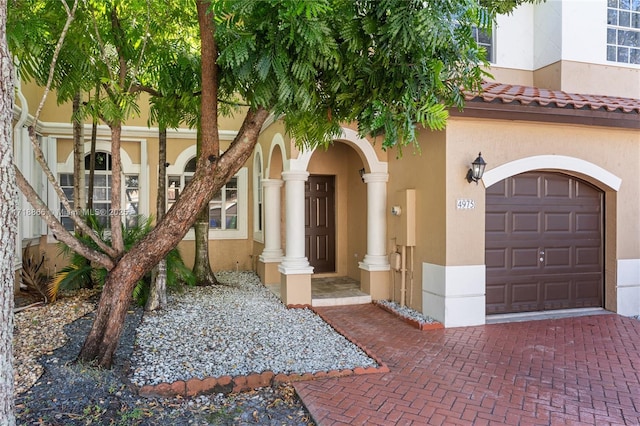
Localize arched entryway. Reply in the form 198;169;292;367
485;171;604;314
275;128;390;305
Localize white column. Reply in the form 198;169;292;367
278;171;313;274
259;179;283;261
360;172;390;271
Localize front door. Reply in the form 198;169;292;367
305;175;336;273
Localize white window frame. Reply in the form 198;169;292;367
606;0;640;65
167;146;248;240
473;25;495;64
253;147;264;243
53;139;143;239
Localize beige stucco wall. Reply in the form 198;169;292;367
490;60;640;98
386;130;447;312
447;117;639;259
488;67;535;87
344;148;367;281
387;115;639;314
444;117;640;312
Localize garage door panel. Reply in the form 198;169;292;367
574;276;602;304
486;283;507;307
512;212;540;233
544;212;572;232
544;247;571;268
511;282;539;303
486;212;507;233
575;247;601;268
512;248;541;269
486;172;603;314
486;248;507;270
576;182;601;199
576;213;601;233
543;280;571;303
544;176;572;198
511;175;541;197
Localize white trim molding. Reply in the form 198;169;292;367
482;155;622;191
617;259;640;316
422;263;486;327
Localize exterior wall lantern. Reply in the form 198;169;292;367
466;152;486;184
359;167;366;182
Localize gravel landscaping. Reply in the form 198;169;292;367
131;271;377;387
14;271;383;425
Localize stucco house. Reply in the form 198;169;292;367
13;0;640;327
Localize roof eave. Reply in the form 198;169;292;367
451;100;640;130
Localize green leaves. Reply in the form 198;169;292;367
8;0;534;152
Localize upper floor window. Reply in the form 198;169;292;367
607;0;640;64
473;26;494;63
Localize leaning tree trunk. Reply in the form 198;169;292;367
192;205;218;286
145;126;168;311
77;107;270;367
78;0;268;368
0;0;16;421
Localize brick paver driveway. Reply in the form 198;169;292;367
294;305;640;425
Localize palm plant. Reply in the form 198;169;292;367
51;213;194;304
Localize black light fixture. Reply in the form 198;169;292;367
466;152;486;184
359;167;366;182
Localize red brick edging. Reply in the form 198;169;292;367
136;304;389;398
373;300;444;331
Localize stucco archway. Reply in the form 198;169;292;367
277;127;390;304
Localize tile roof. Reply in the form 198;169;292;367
465;81;640;114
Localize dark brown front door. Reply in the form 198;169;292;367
485;172;603;314
305;175;336;273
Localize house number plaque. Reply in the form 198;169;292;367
456;199;475;210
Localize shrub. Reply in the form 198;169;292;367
51;213;194;304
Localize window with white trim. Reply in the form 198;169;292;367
59;152;139;231
473;26;494;63
253;152;263;241
607;0;640;64
167;158;247;238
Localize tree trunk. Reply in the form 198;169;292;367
78;107;270;367
78;1;269;368
190;0;219;287
72;92;85;213
145;126;168;311
0;0;16;421
192;205;218;286
109;123;124;254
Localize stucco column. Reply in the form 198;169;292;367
278;171;313;305
259;179;283;260
257;179;283;285
360;172;389;270
359;172;390;300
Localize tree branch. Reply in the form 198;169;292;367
15;167;115;270
17;0;119;258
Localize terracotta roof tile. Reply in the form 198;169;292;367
465;82;640;114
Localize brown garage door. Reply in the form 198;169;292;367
485;172;603;314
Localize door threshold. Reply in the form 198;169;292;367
486;308;610;324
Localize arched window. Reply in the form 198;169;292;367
167;158;239;230
59;152;139;230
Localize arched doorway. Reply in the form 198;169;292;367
485;171;603;314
